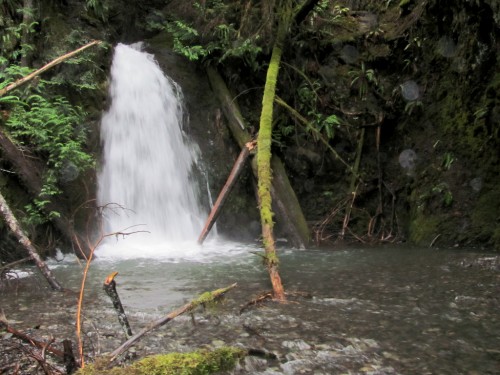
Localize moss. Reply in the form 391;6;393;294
76;347;245;375
408;214;441;246
471;187;500;250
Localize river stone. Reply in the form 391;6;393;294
401;80;420;101
398;149;418;172
282;339;312;351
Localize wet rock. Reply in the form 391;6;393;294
280;358;314;375
282;339;312;351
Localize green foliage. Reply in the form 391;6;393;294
349;62;379;99
85;0;109;22
294;79;342;141
404;99;422;114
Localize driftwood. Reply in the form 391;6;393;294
198;141;255;244
206;67;310;248
0;317;64;358
0;40;102;97
103;272;133;338
109;283;237;363
0;192;63;291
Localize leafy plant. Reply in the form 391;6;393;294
349;62;379;99
85;0;109;22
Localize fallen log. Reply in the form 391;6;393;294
198;141;255;244
0;192;63;291
109;283;237;362
103;272;133;338
0;40;102;97
206;68;310;248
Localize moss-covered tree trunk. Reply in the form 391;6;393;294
257;0;294;301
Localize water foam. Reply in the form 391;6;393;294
97;43;215;259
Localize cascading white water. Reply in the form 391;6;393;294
97;43;209;258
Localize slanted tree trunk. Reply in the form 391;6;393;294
206;68;309;248
0;192;63;291
198;141;255;245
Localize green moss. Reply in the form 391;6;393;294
408;214;441;245
471;187;500;250
76;347;245;375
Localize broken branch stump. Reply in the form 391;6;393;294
103;272;133;338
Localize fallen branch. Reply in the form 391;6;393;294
0;192;63;291
198;141;255;244
109;283;237;363
0;40;102;97
0;256;31;273
0;318;64;358
103;272;133;338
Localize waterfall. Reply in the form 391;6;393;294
97;43;207;257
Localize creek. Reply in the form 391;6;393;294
1;43;499;374
1;245;499;374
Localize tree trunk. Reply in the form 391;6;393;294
255;0;294;301
0;192;63;291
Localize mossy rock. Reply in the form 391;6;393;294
76;347;246;375
408;214;441;246
471;187;500;250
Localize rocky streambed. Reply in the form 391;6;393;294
1;246;499;374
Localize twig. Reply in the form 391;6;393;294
429;234;441;248
0;319;64;358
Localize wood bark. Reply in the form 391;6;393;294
206;68;309;248
0;128;92;259
109;283;237;362
103;272;133;338
0;40;101;97
198;141;254;244
254;0;295;301
0;192;63;291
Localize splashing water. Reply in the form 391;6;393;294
97;43;218;260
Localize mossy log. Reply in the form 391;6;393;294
206;67;310;248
